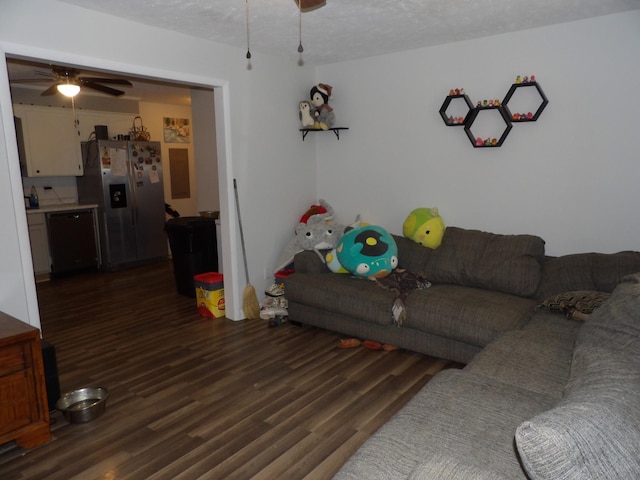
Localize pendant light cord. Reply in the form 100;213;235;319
245;0;252;60
298;0;304;53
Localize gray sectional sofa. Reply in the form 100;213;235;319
283;226;640;479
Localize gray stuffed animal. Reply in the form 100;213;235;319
273;200;345;274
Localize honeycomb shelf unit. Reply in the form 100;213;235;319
439;80;548;147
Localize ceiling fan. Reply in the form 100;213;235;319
11;65;133;97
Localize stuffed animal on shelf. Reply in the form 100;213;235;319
402;207;445;249
336;225;398;278
310;83;335;130
299;100;315;128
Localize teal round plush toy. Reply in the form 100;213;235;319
336;225;398;278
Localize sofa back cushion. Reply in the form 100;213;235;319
396;227;545;297
515;273;640;480
535;251;640;301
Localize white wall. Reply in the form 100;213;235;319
0;0;316;326
192;89;219;216
316;11;640;256
138;101;197;217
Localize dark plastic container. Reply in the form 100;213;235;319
165;217;218;297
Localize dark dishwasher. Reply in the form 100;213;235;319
47;209;99;275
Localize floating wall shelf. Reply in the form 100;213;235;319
464;105;513;148
439;94;473;126
300;127;349;141
439;79;548;147
502;82;549;122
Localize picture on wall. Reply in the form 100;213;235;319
163;117;191;143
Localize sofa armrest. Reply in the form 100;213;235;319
292;250;331;274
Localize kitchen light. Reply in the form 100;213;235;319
57;82;80;97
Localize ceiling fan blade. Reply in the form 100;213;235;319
34;70;56;79
41;84;60;96
11;78;54;83
79;77;133;86
82;82;126;97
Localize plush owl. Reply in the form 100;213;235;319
402;207;445;249
299;100;315;128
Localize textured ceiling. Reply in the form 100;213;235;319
58;0;640;65
8;1;640;105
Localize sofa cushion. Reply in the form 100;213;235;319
398;227;545;297
292;250;332;274
403;285;537;348
535;251;640;301
516;273;640;480
285;272;397;326
333;369;555;480
465;312;579;399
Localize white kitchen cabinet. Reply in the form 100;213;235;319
26;213;51;275
13;105;83;177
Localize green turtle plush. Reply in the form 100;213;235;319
402;207;445;249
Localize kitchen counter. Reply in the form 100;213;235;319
26;203;98;215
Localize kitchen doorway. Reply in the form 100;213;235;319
2;52;237;330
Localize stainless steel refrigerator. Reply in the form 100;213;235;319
77;140;167;270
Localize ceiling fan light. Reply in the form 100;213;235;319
57;83;80;97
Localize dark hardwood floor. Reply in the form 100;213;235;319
1;261;461;479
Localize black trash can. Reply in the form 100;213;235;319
165;217;218;297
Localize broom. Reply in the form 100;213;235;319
233;179;261;320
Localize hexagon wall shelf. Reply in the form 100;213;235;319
440;78;548;147
502;82;549;122
439;94;473;126
464;106;513;148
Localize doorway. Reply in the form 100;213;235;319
2;52;237;331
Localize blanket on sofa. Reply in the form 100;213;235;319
372;269;431;326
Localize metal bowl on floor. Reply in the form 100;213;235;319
56;386;109;424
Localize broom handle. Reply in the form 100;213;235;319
233;179;250;283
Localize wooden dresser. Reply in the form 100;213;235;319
0;312;51;449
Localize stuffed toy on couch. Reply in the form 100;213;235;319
402;207;445;249
335;225;398;278
273;200;346;274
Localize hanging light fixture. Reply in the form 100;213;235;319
297;0;304;66
57;77;80;97
243;0;326;67
245;0;252;70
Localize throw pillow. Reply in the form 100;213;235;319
537;290;610;321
